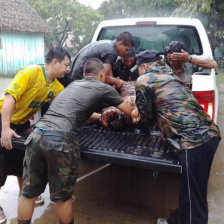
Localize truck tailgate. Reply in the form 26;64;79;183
0;125;182;174
79;125;182;174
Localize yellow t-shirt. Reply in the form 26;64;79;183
0;64;64;125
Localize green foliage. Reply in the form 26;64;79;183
26;0;223;57
27;0;102;56
216;68;224;83
98;0;224;54
99;0;178;19
172;0;212;15
99;0;214;19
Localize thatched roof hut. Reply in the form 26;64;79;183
0;0;51;33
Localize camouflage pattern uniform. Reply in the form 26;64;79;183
172;62;197;89
23;129;80;202
135;61;221;224
135;61;220;155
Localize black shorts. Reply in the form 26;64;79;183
0;148;25;185
0;118;30;187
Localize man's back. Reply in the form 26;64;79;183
136;62;219;152
66;40;117;82
36;78;123;134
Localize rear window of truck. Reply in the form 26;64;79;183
97;25;202;55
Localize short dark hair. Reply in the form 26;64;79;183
45;46;71;64
84;58;104;75
116;32;135;47
164;41;187;54
124;48;136;57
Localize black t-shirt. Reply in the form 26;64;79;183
112;58;139;81
36;78;123;135
61;40;118;86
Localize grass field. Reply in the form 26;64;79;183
216;68;224;83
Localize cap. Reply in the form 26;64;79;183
131;50;161;72
164;41;186;54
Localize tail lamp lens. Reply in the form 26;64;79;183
193;91;215;119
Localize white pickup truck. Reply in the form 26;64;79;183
7;17;218;175
92;17;218;123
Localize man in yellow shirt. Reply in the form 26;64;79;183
0;46;71;223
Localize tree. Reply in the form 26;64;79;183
27;0;102;56
172;0;224;51
99;0;178;19
202;0;224;51
99;0;223;53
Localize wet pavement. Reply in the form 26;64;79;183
0;78;224;224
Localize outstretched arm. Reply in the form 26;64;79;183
89;112;101;120
117;101;134;116
104;63;123;89
100;102;133;129
171;49;217;69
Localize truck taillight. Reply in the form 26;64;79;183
193;91;215;119
136;21;156;25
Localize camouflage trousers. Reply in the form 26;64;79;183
22;128;80;202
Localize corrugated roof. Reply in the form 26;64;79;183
0;0;51;33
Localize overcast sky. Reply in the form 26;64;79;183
78;0;106;9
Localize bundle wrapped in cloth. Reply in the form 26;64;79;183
101;81;136;130
101;106;125;131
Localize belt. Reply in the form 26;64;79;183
33;127;79;153
33;127;62;136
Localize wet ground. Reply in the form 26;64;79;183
0;78;224;224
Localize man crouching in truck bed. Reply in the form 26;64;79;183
131;50;221;224
17;58;134;224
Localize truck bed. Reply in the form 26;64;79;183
1;123;182;174
80;123;181;174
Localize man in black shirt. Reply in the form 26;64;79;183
60;32;135;89
112;48;139;81
17;58;134;224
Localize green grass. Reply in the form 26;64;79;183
216;68;224;83
0;75;15;79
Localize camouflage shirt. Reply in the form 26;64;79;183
135;61;220;154
172;62;197;88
